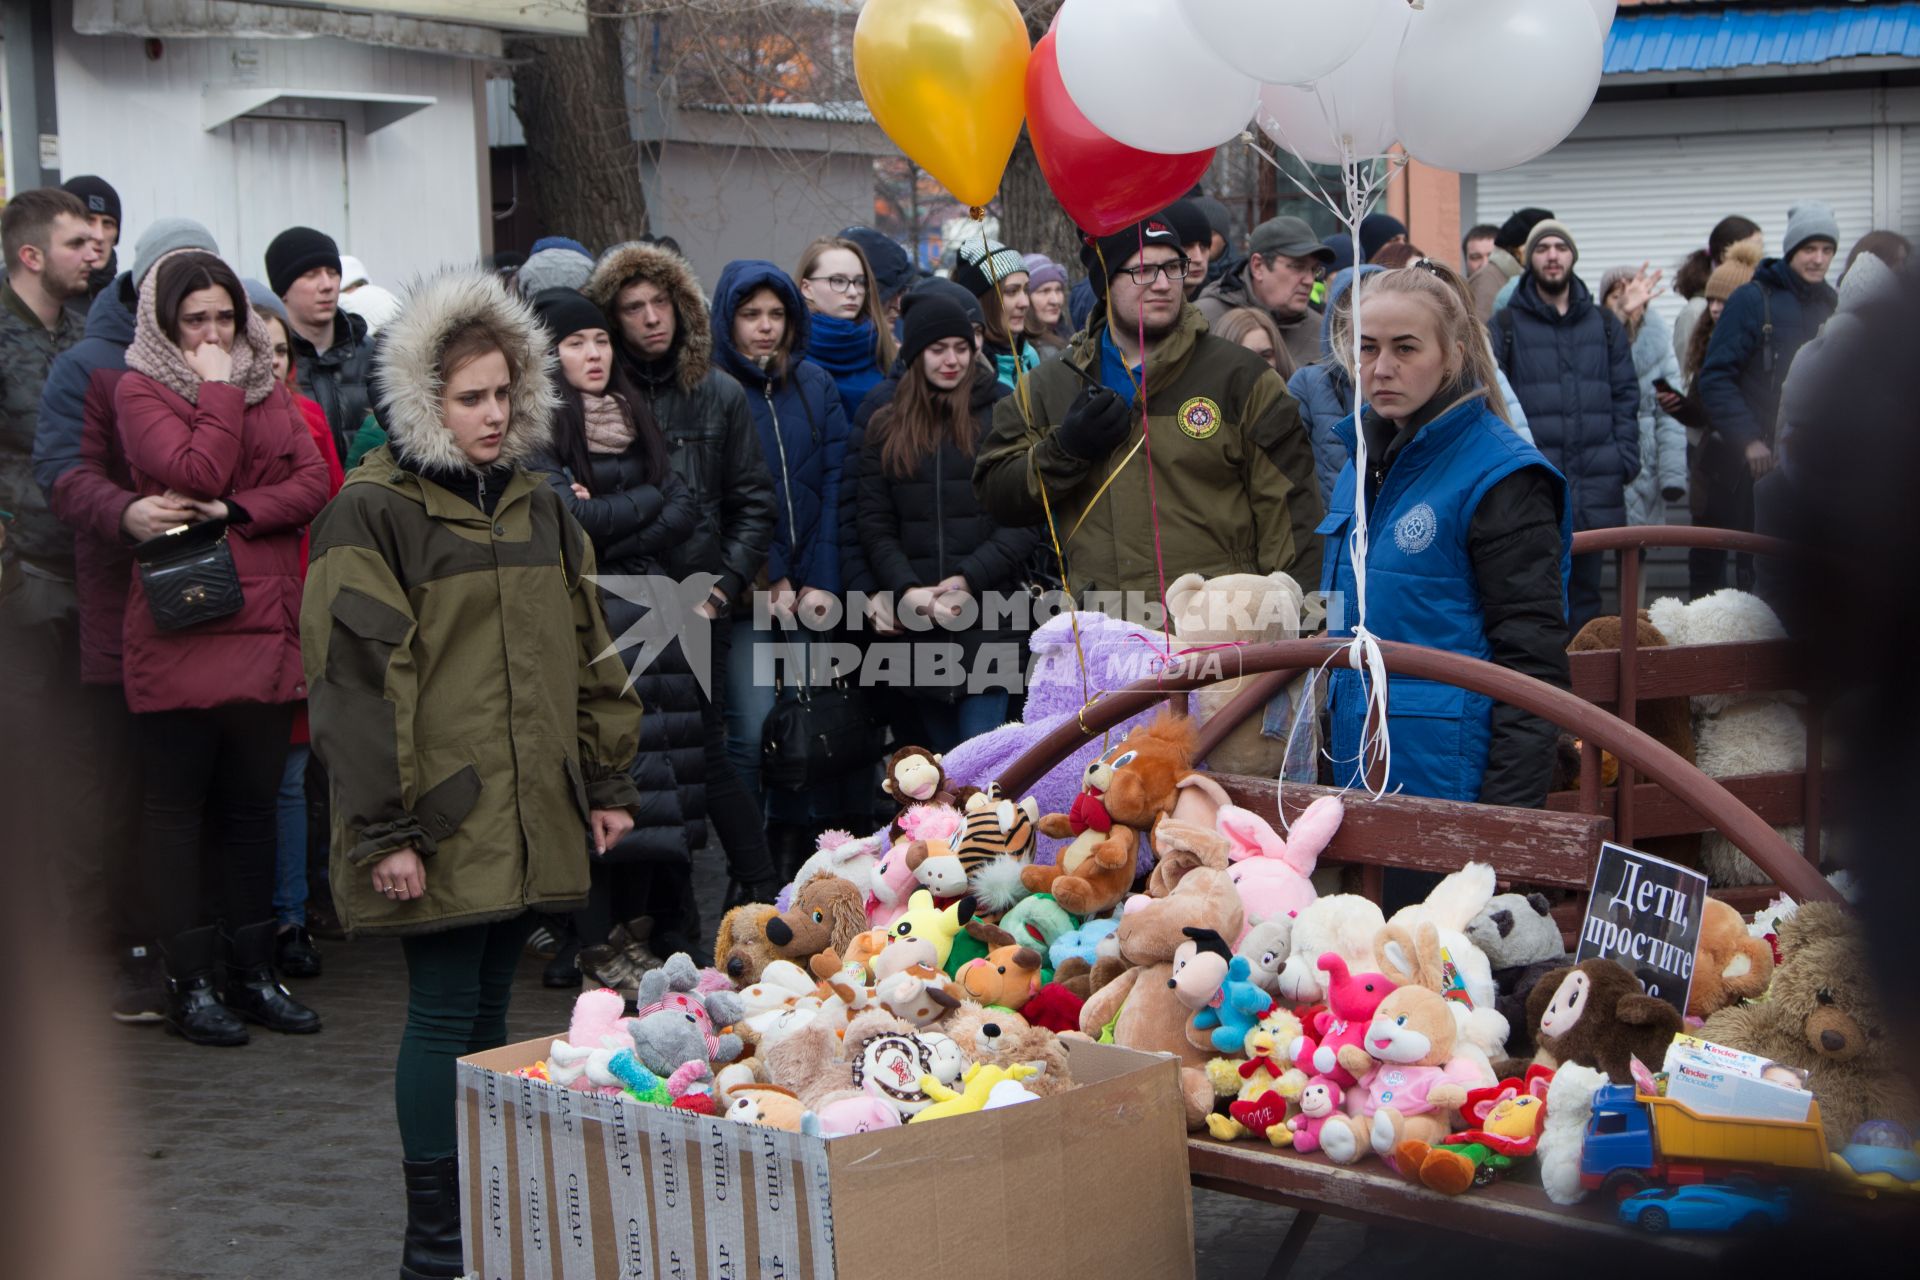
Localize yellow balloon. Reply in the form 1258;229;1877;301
855;0;1031;209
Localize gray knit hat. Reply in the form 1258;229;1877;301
515;245;594;296
132;217;219;288
1524;219;1577;267
1782;200;1840;258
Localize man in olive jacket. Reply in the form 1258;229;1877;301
974;216;1323;625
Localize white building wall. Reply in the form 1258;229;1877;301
52;23;485;286
645;145;879;292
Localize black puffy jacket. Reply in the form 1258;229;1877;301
1494;274;1641;531
855;365;1041;700
292;309;375;464
839;363;907;598
534;440;707;862
585;243;776;602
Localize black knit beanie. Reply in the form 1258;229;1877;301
62;175;121;225
1495;207;1554;253
1078;215;1183;300
898;296;975;370
266;226;343;298
531;288;609;343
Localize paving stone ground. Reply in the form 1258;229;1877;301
111;851;1368;1279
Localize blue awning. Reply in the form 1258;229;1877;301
1608;3;1920;75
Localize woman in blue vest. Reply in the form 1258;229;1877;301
1318;263;1572;812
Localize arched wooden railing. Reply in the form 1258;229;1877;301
996;635;1837;905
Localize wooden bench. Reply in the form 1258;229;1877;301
994;631;1840;1274
1187;1135;1714;1275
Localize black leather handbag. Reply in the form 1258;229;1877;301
760;641;886;792
133;518;244;631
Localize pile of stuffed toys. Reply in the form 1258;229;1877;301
514;702;1917;1193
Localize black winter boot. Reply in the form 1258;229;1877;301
223;921;322;1034
161;927;248;1047
399;1155;464;1279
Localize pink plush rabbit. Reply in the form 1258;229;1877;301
1217;795;1343;946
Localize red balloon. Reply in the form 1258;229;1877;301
1025;30;1215;237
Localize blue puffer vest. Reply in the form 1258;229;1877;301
1317;396;1570;802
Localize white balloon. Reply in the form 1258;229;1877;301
1255;0;1412;165
1590;0;1619;33
1177;0;1381;87
1394;0;1603;173
1055;0;1259;154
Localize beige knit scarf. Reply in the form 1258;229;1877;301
581;392;636;454
125;250;279;406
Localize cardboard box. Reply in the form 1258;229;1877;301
457;1037;1196;1280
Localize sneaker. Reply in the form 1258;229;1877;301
578;919;663;992
276;924;322;979
111;946;165;1025
525;924;560;959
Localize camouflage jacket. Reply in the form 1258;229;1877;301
1;283;81;575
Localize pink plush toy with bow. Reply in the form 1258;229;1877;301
1217;794;1342;946
871;803;964;925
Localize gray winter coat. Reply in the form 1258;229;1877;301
1622;310;1689;526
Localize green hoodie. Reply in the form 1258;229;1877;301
973;305;1322;622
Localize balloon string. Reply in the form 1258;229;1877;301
1124;228;1172;659
1242;133;1403;801
987;217;1098;749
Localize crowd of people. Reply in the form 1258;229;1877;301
0;173;1907;1278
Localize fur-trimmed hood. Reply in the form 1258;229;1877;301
373;271;558;473
585;242;712;393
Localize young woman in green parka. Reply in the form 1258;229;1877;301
301;272;642;1280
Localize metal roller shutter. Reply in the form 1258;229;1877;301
1476;127;1876;320
1904;126;1920;237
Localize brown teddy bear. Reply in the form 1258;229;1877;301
715;904;782;987
1527;957;1683;1085
1701;902;1920;1150
1687;897;1774;1022
943;1003;1076;1099
1564;612;1703;867
1568;613;1696;781
1024;711;1200;916
763;874;868;970
1075;862;1245;1130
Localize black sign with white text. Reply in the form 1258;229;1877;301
1575;841;1710;1015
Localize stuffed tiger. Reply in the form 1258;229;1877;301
905;787;1041;906
956;789;1040;913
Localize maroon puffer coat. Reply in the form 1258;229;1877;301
114;373;328;713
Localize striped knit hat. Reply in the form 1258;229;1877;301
950;237;1028;298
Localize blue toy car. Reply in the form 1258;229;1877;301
1618;1184;1791;1234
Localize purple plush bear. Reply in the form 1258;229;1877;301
774;612;1188;911
943;611;1188;876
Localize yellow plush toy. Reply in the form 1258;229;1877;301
910;1062;1041;1124
889;890;976;971
1204;1006;1306;1145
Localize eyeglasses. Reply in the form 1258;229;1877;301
1116;258;1193;286
807;274;868;295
